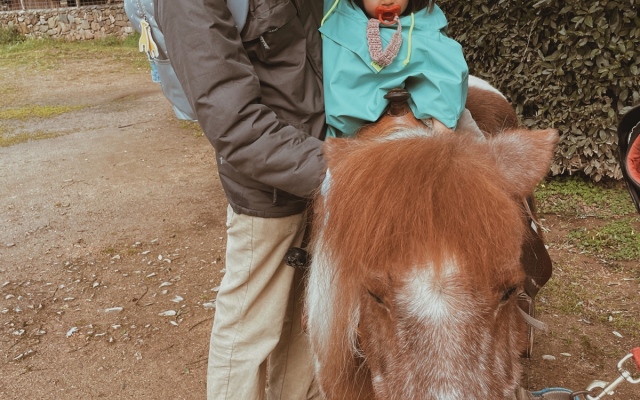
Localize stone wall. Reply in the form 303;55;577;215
0;3;134;41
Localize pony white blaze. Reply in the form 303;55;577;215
394;264;495;399
399;262;461;324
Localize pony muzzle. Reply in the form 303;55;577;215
375;5;401;25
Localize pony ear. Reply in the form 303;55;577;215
488;129;559;197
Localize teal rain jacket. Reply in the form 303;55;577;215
321;0;468;137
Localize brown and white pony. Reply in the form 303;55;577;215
307;77;558;399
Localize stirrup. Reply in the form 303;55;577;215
284;247;310;269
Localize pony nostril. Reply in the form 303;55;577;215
367;290;384;304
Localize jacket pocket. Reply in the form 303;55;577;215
152;58;197;121
241;0;297;42
242;0;304;66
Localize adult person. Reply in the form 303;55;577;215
154;1;326;399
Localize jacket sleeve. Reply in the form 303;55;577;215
155;0;325;199
405;33;469;129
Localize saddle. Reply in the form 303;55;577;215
285;89;553;358
356;88;425;138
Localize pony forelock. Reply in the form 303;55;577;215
316;129;526;289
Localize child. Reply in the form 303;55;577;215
321;0;476;137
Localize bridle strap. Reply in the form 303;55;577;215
518;307;548;332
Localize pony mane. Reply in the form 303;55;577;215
315;129;526;287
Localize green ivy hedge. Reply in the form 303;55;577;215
440;0;640;180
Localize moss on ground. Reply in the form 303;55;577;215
0;129;65;147
536;176;636;218
177;120;203;137
0;105;85;121
0;33;147;71
535;176;640;341
567;218;640;261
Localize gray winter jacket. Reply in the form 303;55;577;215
155;0;326;218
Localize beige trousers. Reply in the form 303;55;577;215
207;206;319;400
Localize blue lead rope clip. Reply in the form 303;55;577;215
530;387;579;400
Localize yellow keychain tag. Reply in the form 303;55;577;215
138;20;159;58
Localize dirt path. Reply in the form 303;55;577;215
1;53;638;399
1;64;228;398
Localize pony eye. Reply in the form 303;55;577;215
500;286;518;302
367;290;384;304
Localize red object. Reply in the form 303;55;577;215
627;135;640;186
632;347;640;371
375;5;401;25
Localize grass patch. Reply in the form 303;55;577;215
0;130;65;147
122;33;141;48
536;176;636;217
0;33;148;71
101;246;118;256
0;105;87;146
0;26;26;45
178;120;203;137
540;262;640;338
603;313;640;334
540;266;587;315
0;105;85;121
0;85;19;107
567;218;640;261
